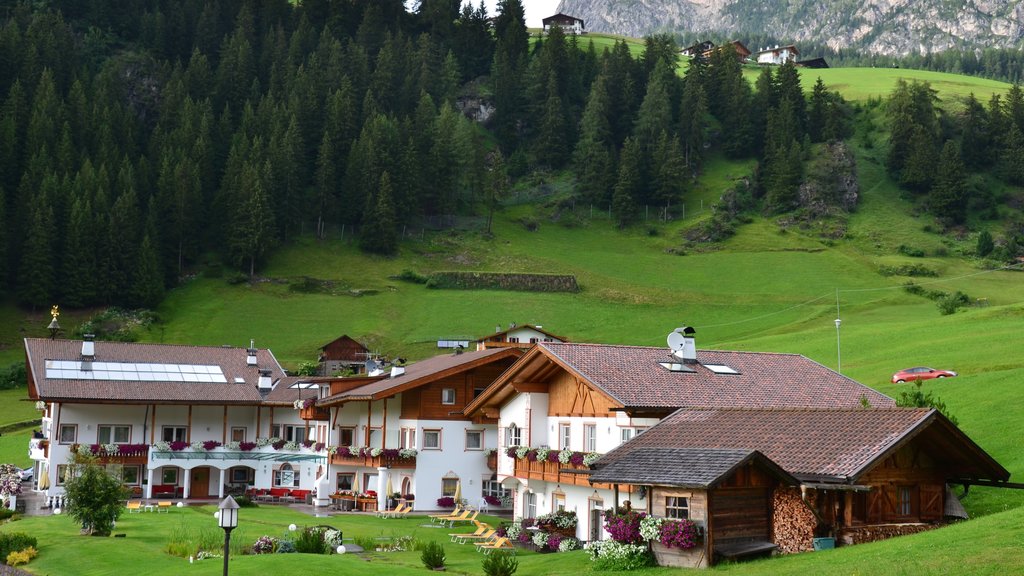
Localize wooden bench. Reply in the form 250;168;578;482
714;539;777;559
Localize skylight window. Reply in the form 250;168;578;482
288;382;319;389
703;364;740;375
45;360;227;383
659;362;696;373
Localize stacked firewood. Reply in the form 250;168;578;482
772;488;816;554
843;523;937;544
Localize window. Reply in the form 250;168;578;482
559;423;571;450
423;429;441;450
161;468;179;485
553;491;566;512
368;427;382;448
338;427;355;447
231;467;253;484
400;427;416;449
98;425;131;444
666;496;689;519
465;430;483;450
274;463;299;487
529;337;539;344
363;472;377;492
482;480;511;501
276;424;306;442
58;424;77;444
162;426;187;443
120;465;141;485
584;424;597;452
897;486;914;516
442;477;459;497
620;427;648;444
508;337;519;343
271;424;281;438
56;464;70;486
506;424;521;446
336;473;354;491
524;492;537;519
441;388;456;405
230;427;246;442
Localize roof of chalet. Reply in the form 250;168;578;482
542;13;583;25
758;45;799;55
24;338;287;404
465;342;894;416
318;334;369;360
593;408;1009;484
476;324;567;343
588;447;798;489
318;348;522;406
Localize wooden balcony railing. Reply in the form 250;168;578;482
300;406;330;421
72;444;150;465
512;457;622;490
330;453;416;469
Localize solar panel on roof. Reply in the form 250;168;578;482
45;360;228;383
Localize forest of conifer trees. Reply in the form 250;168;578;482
0;0;1019;314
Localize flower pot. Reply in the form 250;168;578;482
812;537;835;551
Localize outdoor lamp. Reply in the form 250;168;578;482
218;495;239;576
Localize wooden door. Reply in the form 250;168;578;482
191;467;210;498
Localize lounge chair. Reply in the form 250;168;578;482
476;537;514;555
437;509;472;528
429;506;463;524
450;521;488;542
378;503;408;519
126;501;142;513
455;528;496;545
445;509;478;528
157;501;172;513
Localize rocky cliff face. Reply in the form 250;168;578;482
557;0;1024;56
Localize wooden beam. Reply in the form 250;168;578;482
256;405;262;438
512;381;548;393
150;405;157;445
186;405;192;443
222;405;228;444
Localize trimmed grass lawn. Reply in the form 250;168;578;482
2;503;1023;575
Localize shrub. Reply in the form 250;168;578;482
420;540;446;569
585;540;652;571
166;523;232;558
234;495;256;508
603;509;647;544
897;381;959;426
558;538;579;552
0;508;14;520
481;550;519;576
897;244;925;258
62;456;130;536
294;527;328;554
395;269;428;284
6;546;37;567
276;539;296;553
252;536;277;554
977;230;994;257
0;533;36;564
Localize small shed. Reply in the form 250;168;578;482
590;447;798;568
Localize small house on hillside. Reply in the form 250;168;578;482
757;45;799;65
318;335;369;376
681;40;715;57
726;40;752;62
542;13;584;35
474;323;565;351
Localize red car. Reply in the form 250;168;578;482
891;367;958;383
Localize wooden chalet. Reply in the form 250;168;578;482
681;40;715;57
590;448;798;567
757;45;799;65
318;335;369;376
541;13;584;35
593;407;1010;562
474;324;566;351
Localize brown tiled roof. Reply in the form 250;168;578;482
588;447;797;488
262;376;322;405
320;348;520;405
25;338;286;404
540;342;895;410
595;408;1009;483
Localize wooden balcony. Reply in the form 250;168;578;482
331;453;416;469
72;444;150;466
512;457;622;490
300;405;330;421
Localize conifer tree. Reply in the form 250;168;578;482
62;196;97;308
929;140;968;224
230;163;277;279
999;124;1024;185
612;137;641;227
359;171;398;255
131;232;165;308
574;73;615;207
808;77;828;143
534;73;569;167
652;131;687;213
900;126;938;193
959;93;990;170
18;196;55;309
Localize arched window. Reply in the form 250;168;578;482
274;463;298;487
506;423;521;447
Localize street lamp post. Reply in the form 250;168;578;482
218;495;239;576
834;318;842;374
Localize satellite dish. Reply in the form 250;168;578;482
364;359;379;373
667;330;686;352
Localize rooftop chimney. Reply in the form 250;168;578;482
390;365;406;378
81;334;95;359
258;369;273;391
668;326;697;364
246;348;258;366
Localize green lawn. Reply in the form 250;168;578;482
2;501;1023;575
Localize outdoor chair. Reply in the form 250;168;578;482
449;521;488;542
476;537;514;555
445;509;478;528
157;501;172;513
437;509;472;527
379;503;410;519
429;506;463;524
455;528;496;545
126;501;142;513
